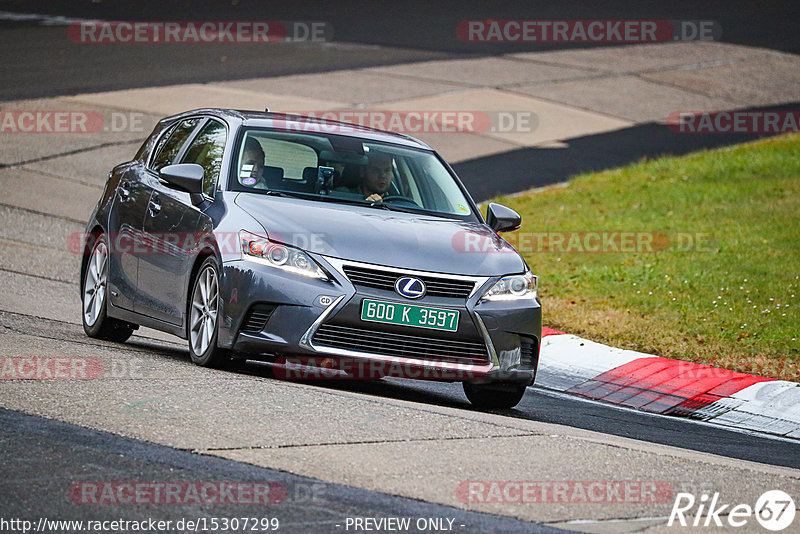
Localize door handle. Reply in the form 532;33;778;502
118;182;131;201
148;194;161;216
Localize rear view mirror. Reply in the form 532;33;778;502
486;203;521;233
315;166;335;195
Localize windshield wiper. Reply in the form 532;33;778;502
366;201;417;214
262;189;302;198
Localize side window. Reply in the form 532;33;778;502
181;120;227;197
150;118;199;171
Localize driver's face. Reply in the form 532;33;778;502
364;158;393;194
242;149;264;180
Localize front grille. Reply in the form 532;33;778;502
313;323;488;365
241;304;276;332
342;265;475;299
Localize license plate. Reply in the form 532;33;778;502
361;299;459;332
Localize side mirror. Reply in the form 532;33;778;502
486;202;521;233
159;163;206;205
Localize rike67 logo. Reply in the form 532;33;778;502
669;490;796;531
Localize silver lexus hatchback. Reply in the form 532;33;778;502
80;109;541;409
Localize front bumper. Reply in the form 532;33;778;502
219;256;541;384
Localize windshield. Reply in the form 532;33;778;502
230;129;475;218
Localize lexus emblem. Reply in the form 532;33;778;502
394;276;426;299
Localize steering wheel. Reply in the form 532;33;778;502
379;195;421;208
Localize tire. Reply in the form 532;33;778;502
187;257;231;368
463;381;528;409
82;236;135;343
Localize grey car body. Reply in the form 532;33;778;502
80;108;541;408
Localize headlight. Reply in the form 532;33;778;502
239;231;328;280
480;271;538;301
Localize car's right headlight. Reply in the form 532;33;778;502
239;230;328;280
479;271;538;302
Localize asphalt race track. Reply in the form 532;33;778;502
1;2;799;533
1;0;799;101
2;311;800;532
0;408;564;534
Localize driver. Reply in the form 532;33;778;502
240;137;267;189
359;153;395;202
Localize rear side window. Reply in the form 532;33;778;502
150;118;199;171
181;119;227;197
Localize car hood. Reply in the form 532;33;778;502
234;194;527;276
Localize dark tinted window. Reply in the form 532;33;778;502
181;119;226;197
150;118;199;171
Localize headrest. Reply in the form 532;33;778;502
263;165;284;187
302;166;317;181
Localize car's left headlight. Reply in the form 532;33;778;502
480;271;538;301
239;230;329;280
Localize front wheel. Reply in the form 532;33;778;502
82;236;135;342
188;257;231;368
463;381;528;409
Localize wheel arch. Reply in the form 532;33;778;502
184;246;221;336
79;225;105;295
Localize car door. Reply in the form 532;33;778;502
105;118;198;312
106;164;151;312
127;117;201;321
138;118;226;326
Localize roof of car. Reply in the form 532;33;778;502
163;108;433;150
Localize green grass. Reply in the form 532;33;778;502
492;134;800;380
